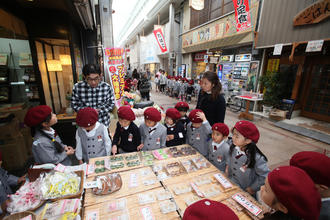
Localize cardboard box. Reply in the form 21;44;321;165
0;118;20;140
0;134;28;170
269;109;287;121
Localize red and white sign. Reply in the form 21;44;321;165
233;0;252;32
153;28;168;53
194;52;207;61
232;193;262;216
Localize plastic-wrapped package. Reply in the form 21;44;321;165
40;198;80;219
173;185;192;195
156;190;172;201
165;162;186;177
191;156;211;169
7;178;43;213
141;151;154;166
138;192;156;205
109;213;130;220
92;173;122;195
180;146;197;156
184;195;201;206
41;171;81;199
202;186;221;198
159;200;177;214
181;159;197;173
107;199;127;212
194;177;211;186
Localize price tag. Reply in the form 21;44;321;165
214;173;232;189
104;160;110;170
86;210;99;220
84;181;99;189
129;173;138;188
86;164;95;175
232;193;262;216
54;163;66;172
190;182;204;197
140;207;155;220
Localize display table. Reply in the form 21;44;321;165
82;145;266;220
236;96;263;121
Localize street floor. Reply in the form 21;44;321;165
149;88;330;170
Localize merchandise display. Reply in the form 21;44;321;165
107;199;127;212
180;146;197;156
184;195;201;206
152;149;170;160
110;162;125;170
194;176;211;186
138;192;156;205
110;156;124;162
141;151;154;166
156;190;172;201
202;185;221;198
7;178;43;213
125;154;139;161
159;200;177;214
172;185;192;195
165;162;187;177
168;147;184;157
40;199;80;219
181;159;197;173
40;171;81;200
92;173;122;195
126;160;141;167
191;156;211;169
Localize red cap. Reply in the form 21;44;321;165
189;80;194;85
166;108;181;120
189;109;203;123
76;107;98;127
118;106;135;121
183;199;238;220
144;107;161;122
24;105;52;127
175;102;189;110
212;123;229;137
233;120;260;143
290;151;330;187
268;166;321;220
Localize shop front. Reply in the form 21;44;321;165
256;0;330;122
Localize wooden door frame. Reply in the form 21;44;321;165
301;56;330;122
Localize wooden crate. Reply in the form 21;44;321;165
84;166;161;207
83;187;180;220
88;152;144;178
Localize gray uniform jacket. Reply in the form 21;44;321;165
32;130;71;166
228;147;269;192
139;123;167;151
179;82;186;96
208;140;230;172
0;168;18;213
76;123;110;163
320;198;330;220
186;121;212;157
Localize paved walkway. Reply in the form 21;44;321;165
149;89;330;170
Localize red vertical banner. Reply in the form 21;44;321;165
153;28;168;53
232;0;251;32
104;48;125;105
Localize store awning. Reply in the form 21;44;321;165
182;31;253;54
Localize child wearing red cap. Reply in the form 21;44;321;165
75;107;112;164
139;107;167;151
260;166;321;220
165;108;185;147
0;152;26;214
228;120;269;195
183;199;239;220
24;105;75;166
186;80;194;103
178;78;187;101
208;123;230;172
175;102;190;134
290;151;330;220
112;106;142;154
186;109;212;157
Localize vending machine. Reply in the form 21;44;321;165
231;54;252;91
217;55;234;92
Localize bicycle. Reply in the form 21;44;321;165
225;90;244;113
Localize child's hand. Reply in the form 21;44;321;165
196;112;206;122
166;135;174;141
112;145;117;155
17;174;26;185
66;148;75;155
79;160;83;165
246;187;255;195
137;144;144;151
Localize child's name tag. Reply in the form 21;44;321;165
190;182;204;197
156;138;160;145
97;135;103;142
178;132;184;138
196;133;200;140
128;133;133;142
232;193;262;216
214;173;232;189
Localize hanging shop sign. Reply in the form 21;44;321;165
220;55;234;62
306;39;324;52
273;44;283;55
194;52;207;61
104;48;125;102
0;53;8;66
293;0;330;26
235;54;251;62
189;0;204;10
153;28;168;53
209;56;219;64
233;0;252;32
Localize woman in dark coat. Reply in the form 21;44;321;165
196;71;226;125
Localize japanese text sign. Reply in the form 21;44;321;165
153;28;168;53
233;0;252;32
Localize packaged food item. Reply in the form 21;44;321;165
95;160;105;166
7;178;43;213
152;149;170;160
159;200;177;214
126;160;141;167
125;154;139;161
191;156;211;169
184;195;201;206
173;185;192;195
152;164;163;173
140;168;152;176
110;162;125;170
168;147;183;157
214;173;233;189
140;207;154;220
180;146;197;156
92;173;122;195
202;186;221;198
165;162;186;177
156;190;172;201
141;151;154;166
143;179;156;186
40;198;80;219
138;192;156;205
157;172;169;181
181;159;197;173
110;156;124;162
194;177;211;186
107;199;127;212
223;198;243;212
41;171;81;200
109;213;130;220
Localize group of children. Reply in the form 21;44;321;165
156;75;201;103
0;103;327;219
